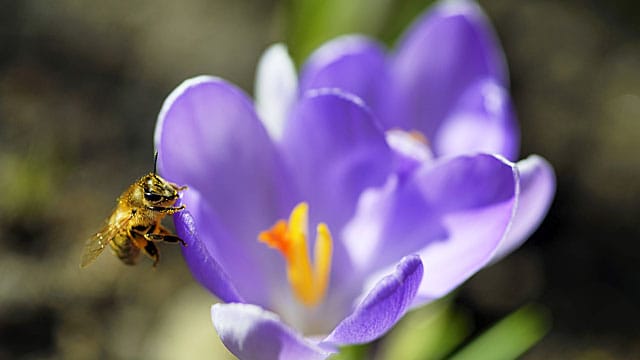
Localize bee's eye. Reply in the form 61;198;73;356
144;192;163;202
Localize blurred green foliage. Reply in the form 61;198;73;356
449;304;551;360
377;298;472;360
285;0;435;63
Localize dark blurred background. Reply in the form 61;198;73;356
0;0;638;358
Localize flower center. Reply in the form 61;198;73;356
258;202;333;307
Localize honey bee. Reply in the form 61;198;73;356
80;154;187;268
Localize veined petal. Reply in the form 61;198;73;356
434;78;519;160
385;1;508;141
212;303;332;360
322;255;423;346
299;36;390;127
491;155;555;262
255;43;298;141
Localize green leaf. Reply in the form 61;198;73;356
284;0;394;63
449;304;551;360
329;343;370;360
377;297;472;360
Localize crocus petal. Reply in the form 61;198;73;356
173;196;244;303
433;78;519;160
346;153;518;304
281;88;392;232
414;154;519;301
255;43;298;141
385;1;508;145
342;175;446;274
491;155;555;261
155;76;295;306
322;255;423;346
212;303;332;360
155;75;294;244
299;36;390;127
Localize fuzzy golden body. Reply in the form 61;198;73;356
81;172;186;268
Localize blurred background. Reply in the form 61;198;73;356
1;0;639;358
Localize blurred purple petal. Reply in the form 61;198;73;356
299;36;390;127
491;155;556;261
414;154;518;300
322;255;423;346
433;78;519;160
212;303;332;360
385;1;508;145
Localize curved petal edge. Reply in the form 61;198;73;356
255;43;298;141
491;154;555;262
322;255;423;346
414;153;519;301
212;303;332;360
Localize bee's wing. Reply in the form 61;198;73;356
80;219;126;268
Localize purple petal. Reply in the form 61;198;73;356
322;255;423;346
433;78;519;160
343;153;517;286
342;176;446;273
155;76;295;305
414;154;519;301
491;155;555;261
299;36;390;127
281;88;392;232
155;76;294;240
385;1;508;145
212;303;332;360
176;188;286;306
173;197;244;303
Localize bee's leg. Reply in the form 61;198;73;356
171;183;188;191
144;233;187;246
142;240;160;267
146;205;185;214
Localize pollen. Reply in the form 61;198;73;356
258;202;333;307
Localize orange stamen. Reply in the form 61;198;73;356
258;202;333;307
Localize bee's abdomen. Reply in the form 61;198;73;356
110;234;140;265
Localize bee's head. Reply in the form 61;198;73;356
140;173;180;207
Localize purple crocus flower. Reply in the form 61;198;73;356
153;1;555;359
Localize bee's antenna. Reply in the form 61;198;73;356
153;151;159;176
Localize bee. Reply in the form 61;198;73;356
80;154;187;268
